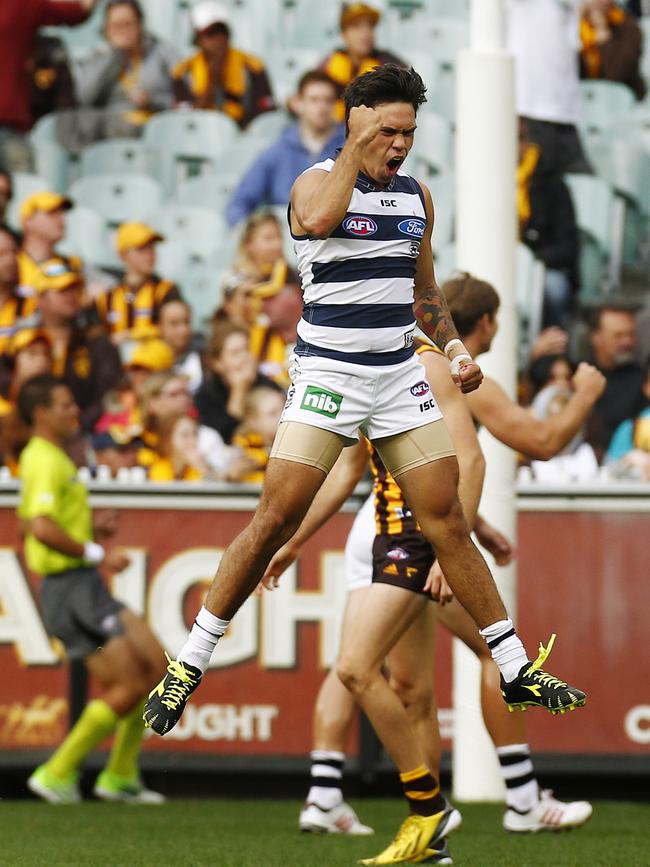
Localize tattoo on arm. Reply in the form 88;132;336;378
413;285;459;351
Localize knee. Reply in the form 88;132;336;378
250;504;303;550
336;656;373;699
389;673;434;720
421;497;468;545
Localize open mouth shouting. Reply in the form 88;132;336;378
386;155;405;176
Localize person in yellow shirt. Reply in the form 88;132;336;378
0;224;34;360
147;412;208;481
171;1;275;129
94;222;181;343
17;191;80;303
319;2;406;122
17;374;166;804
231;385;285;484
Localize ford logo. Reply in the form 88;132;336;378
410;380;430;397
343;216;378;236
398;218;426;238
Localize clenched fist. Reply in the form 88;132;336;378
572;362;606;402
348;105;384;147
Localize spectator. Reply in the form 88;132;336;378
94;222;181;343
232;385;285;483
213;271;258;330
579;1;646;99
195;321;282;444
584;304;646;454
91;426;142;474
18;191;80;300
71;0;178;146
0;171;13;223
124;335;174;396
506;0;592;174
29;33;76;126
0;224;36;358
606;361;650;476
148;413;211;481
226;71;344;227
320;2;406;122
158;298;203;394
0;0;97;172
528;352;574;398
518;120;579;329
529;383;599;481
35;259;123;431
172;1;275;129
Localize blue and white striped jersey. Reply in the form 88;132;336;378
292;158;427;366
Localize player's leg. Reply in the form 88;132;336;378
437;598;592;832
145;425;345;735
375;422;586;715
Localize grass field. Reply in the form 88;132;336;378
2;799;649;867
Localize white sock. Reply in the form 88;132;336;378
479;618;529;682
307;749;344;810
178;606;230;673
497;743;540;812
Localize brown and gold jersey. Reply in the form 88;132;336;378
94;276;181;338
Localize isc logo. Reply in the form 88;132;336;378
410;380;430;397
343;216;378;236
419;399;436;412
301;386;343;417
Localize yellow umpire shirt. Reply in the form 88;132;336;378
18;436;92;575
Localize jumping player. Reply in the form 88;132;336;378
145;67;586;864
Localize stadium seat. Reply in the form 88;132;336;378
57;206;107;264
267;49;323;104
176;175;234;215
68;173;164;227
6;172;50;230
579;81;636;134
564;173;621;299
155;240;190;283
243;110;292;144
31;138;71;194
179;261;228;325
29;112;58;146
80;139;161;179
639;17;650;95
152;206;227;257
143;110;240;192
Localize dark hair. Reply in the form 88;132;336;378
17;374;64;425
159;296;190;317
209;321;248;360
297;69;338;96
442;272;500;338
528;354;574;396
587;302;637;333
343;64;427;129
0;222;20;246
104;0;144;23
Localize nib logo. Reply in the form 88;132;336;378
301;386;343;418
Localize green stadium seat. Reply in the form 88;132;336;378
58;206;107;264
68;173;164;227
143;110;240;192
267;49;323;104
176;175;233;214
179;261;228;325
80;139;161;179
29;112;58;146
6;172;50;230
31;138;71;194
639;17;650;95
152;206;227;257
156;240;190;283
579;81;636;134
243;111;292;144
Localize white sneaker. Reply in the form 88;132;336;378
503;789;593;833
299;801;374;835
93;772;166;804
27;766;81;805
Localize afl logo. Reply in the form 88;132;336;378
343;216;378;236
410;380;430;397
398;218;426;238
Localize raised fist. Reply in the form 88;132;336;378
348;105;383;147
572;362;606;401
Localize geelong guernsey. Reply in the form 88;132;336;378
292;158;427;366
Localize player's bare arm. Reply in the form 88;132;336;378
413;184;483;394
290;106;383;237
467;363;606;461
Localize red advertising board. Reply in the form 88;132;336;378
0;489;648;763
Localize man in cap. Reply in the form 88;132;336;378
92;425;142;474
319;2;406;122
36;259;122;431
125;335;175;396
172;1;275;128
94;221;181;343
18;190;80;300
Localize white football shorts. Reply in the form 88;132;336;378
344;493;375;592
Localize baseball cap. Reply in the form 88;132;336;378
127;338;175;372
20;191;72;224
190;1;231;32
340;2;381;29
92;425;143;451
35;258;84;294
116;222;164;254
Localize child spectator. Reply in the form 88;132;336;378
195;321;282;443
71;0;177;146
232;385;285;483
148;413;210;481
580;1;646;100
92;426;142;475
95;222;181;343
158;298;203;394
320;2;405;122
606;361;650;476
172;1;275;128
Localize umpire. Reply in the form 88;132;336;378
18;374;166;804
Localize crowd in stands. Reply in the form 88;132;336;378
0;0;649;485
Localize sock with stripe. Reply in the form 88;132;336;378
307;750;344;810
400;764;446;816
178;606;230;673
497;743;540;813
45;699;118;780
479;618;529;683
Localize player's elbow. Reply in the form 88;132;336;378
459;449;485;484
298;213;332;237
30;516;52;544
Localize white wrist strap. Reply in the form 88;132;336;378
444;338;465;358
83;541;105;565
450;353;473;378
